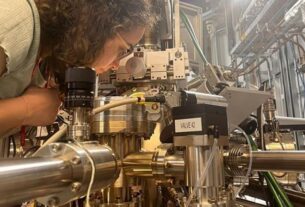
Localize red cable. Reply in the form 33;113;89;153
20;126;26;146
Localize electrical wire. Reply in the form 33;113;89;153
91;97;143;115
23;146;40;157
234;36;290;77
33;98;144;157
232;126;253;197
31;124;68;157
185;139;218;207
73;140;96;207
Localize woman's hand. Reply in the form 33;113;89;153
21;87;61;126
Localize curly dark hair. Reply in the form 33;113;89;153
34;0;155;78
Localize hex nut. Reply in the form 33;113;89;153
71;156;81;165
71;182;82;193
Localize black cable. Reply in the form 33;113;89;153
11;136;16;157
284;42;296;117
23;146;40;157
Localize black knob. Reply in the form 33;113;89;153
64;67;96;108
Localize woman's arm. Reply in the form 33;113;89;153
0;87;61;136
0;96;28;135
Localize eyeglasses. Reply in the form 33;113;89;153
116;33;134;60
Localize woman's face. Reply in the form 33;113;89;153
92;26;145;74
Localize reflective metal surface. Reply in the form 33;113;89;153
123;151;184;178
92;97;154;137
0;157;71;206
251;151;305;172
0;142;119;206
68;107;91;141
97;133;142;205
37;142;120;206
225;147;305;173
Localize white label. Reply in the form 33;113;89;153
175;118;202;133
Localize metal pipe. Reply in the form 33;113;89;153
174;0;180;47
0;157;72;206
250;151;305;172
123;152;154;177
123;152;184;177
0;142;119;206
68;107;91;141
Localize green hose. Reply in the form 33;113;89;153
264;173;286;207
248;135;293;207
180;10;209;64
264;172;293;207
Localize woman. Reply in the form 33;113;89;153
0;0;154;135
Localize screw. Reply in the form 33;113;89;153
51;144;61;153
71;156;81;165
47;197;59;207
71;182;82;192
175;51;182;58
151;103;159;110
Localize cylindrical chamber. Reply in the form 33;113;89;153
0;157;71;206
68;107;91;141
97;134;142;205
0;142;120;206
91;97;155;138
98;134;141;161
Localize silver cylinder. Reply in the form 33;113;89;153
225;148;305;173
68;107;91;141
0;142;120;206
91;97;154;137
0;157;72;206
251;151;305;172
